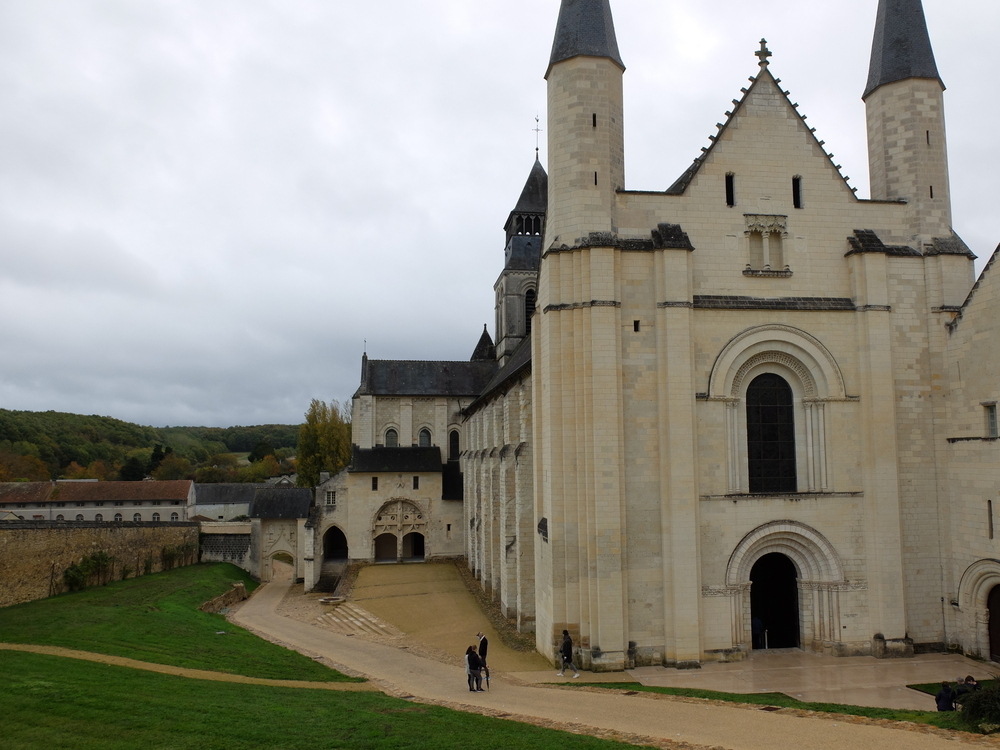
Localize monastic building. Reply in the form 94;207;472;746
308;0;1000;671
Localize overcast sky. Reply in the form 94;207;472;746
0;0;996;428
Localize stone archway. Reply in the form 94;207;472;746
956;559;1000;660
372;500;428;562
727;521;847;653
323;526;348;560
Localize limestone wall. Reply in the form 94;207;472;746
0;521;199;607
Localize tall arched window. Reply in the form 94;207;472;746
114;513;123;522
152;512;160;522
170;512;179;522
449;430;460;461
95;514;103;522
524;289;536;335
56;514;64;521
418;428;431;448
746;373;797;493
133;513;142;522
385;428;398;448
75;514;84;521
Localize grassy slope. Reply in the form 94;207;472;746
1;651;644;750
0;563;353;682
571;682;968;733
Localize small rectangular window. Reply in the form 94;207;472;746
592;113;597;127
990;499;995;540
594;171;598;186
792;177;802;209
633;320;640;332
930;186;935;199
725;174;736;207
986;404;998;438
371;477;378;491
325;490;336;506
413;476;419;490
446;523;452;540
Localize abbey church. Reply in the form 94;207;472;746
307;0;1000;671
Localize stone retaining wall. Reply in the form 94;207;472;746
0;521;199;607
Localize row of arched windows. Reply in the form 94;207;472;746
54;512;180;522
383;428;461;459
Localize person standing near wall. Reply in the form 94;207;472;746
557;630;580;678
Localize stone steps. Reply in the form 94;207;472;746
316;602;404;638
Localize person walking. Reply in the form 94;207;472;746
465;645;485;692
557;629;580;678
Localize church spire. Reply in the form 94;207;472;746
546;0;624;78
864;0;943;100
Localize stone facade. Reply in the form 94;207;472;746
0;521;198;607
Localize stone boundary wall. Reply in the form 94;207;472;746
200;533;252;572
0;521;199;608
199;582;249;613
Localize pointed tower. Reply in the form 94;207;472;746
534;0;630;671
864;0;950;239
544;0;625;246
494;157;547;366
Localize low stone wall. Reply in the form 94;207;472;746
199;582;249;613
0;521;199;608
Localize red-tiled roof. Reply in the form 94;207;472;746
0;481;192;506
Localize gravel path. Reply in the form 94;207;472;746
231;577;999;750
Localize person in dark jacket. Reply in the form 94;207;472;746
476;632;489;667
557;630;580;678
935;681;955;712
465;645;485;692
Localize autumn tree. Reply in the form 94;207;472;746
152;453;192;481
296;399;351;488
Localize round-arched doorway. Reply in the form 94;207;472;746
324;526;348;560
374;533;397;562
750;552;800;649
402;532;425;561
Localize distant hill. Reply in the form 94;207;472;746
0;409;299;479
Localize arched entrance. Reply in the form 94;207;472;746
989;585;1000;663
750;552;799;649
324;526;348;560
374;533;397;562
402;532;425;561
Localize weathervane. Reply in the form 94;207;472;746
533;114;543;157
756;39;772;68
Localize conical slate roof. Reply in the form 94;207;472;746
864;0;942;99
547;0;624;77
471;325;496;362
513;157;548;214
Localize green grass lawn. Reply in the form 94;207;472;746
561;682;968;733
1;651;643;750
0;563;354;682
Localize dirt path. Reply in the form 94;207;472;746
231;577;999;750
0;642;376;691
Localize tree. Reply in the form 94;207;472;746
248;440;275;463
119;456;146;481
152;454;192;481
296;399;351;488
147;444;167;474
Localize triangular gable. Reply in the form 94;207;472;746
667;54;857;200
948;243;1000;332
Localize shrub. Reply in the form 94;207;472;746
961;680;1000;733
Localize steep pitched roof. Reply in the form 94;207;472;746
547;0;624;77
248;487;312;519
471;325;496;362
511;157;548;215
464;336;532;417
355;358;497;398
864;0;943;100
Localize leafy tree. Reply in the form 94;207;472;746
0;452;52;481
119;456;147;481
152;454;192;481
148;444;167;474
297;399;351;488
248;441;275;463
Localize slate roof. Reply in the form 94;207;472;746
349;446;443;474
194;483;266;506
55;480;193;503
547;0;624;77
465;336;532;416
0;482;56;506
356;356;497;397
249;488;312;519
471;326;496;362
864;0;943;99
510;157;548;215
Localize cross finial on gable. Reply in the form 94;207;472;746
755;39;772;68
